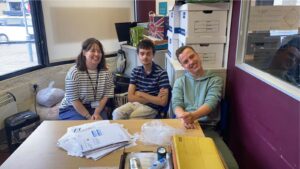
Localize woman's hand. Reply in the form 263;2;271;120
91;113;102;120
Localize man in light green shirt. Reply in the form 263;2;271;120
172;46;223;129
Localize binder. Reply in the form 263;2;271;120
172;135;225;169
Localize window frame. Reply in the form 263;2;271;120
236;0;300;101
0;0;45;80
0;0;75;81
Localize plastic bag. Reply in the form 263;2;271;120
36;81;65;107
36;102;60;120
139;120;184;146
106;55;118;73
116;49;126;74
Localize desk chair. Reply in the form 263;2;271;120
203;99;239;169
168;98;238;169
155;88;172;119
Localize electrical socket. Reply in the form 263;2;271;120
32;84;38;92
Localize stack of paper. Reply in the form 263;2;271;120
57;121;132;160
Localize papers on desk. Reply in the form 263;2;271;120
57;121;132;160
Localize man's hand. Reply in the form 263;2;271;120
182;112;196;124
180;118;196;129
158;88;168;97
177;111;197;129
177;111;195;124
135;91;143;97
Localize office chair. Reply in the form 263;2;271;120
155;88;172;119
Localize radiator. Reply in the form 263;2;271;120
0;92;18;129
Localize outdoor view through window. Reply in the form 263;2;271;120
0;0;38;76
245;0;300;88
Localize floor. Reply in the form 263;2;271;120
0;148;11;165
0;129;11;166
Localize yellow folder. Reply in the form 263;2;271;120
172;135;225;169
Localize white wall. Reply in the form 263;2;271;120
42;0;135;63
0;64;72;113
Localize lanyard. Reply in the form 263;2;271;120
86;70;99;101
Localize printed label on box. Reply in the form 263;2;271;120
194;20;220;33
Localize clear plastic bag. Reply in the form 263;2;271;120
36;81;65;107
139;120;184;146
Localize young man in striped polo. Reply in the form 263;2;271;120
112;39;170;119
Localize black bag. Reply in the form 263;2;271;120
113;73;130;94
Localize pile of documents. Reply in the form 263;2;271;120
57;121;132;160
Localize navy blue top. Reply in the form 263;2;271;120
130;62;170;111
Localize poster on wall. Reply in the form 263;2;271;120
159;2;168;16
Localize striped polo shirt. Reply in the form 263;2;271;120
60;65;114;109
130;62;170;111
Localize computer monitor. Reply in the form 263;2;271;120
115;22;137;44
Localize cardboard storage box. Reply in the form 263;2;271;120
179;42;225;68
179;3;229;43
179;2;230;11
165;54;185;87
179;33;227;44
167;30;179;60
168;6;181;34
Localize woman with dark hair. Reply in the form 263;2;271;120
59;38;114;120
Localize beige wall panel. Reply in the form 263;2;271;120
50;7;131;43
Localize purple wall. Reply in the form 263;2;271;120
135;0;155;22
226;1;300;169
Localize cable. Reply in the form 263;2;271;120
33;84;38;115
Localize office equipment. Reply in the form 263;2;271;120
0;92;18;129
172;135;225;169
4;111;40;152
115;22;137;44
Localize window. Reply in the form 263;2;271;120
0;0;135;80
236;0;300;100
0;0;48;79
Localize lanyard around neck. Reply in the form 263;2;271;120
86;70;99;101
